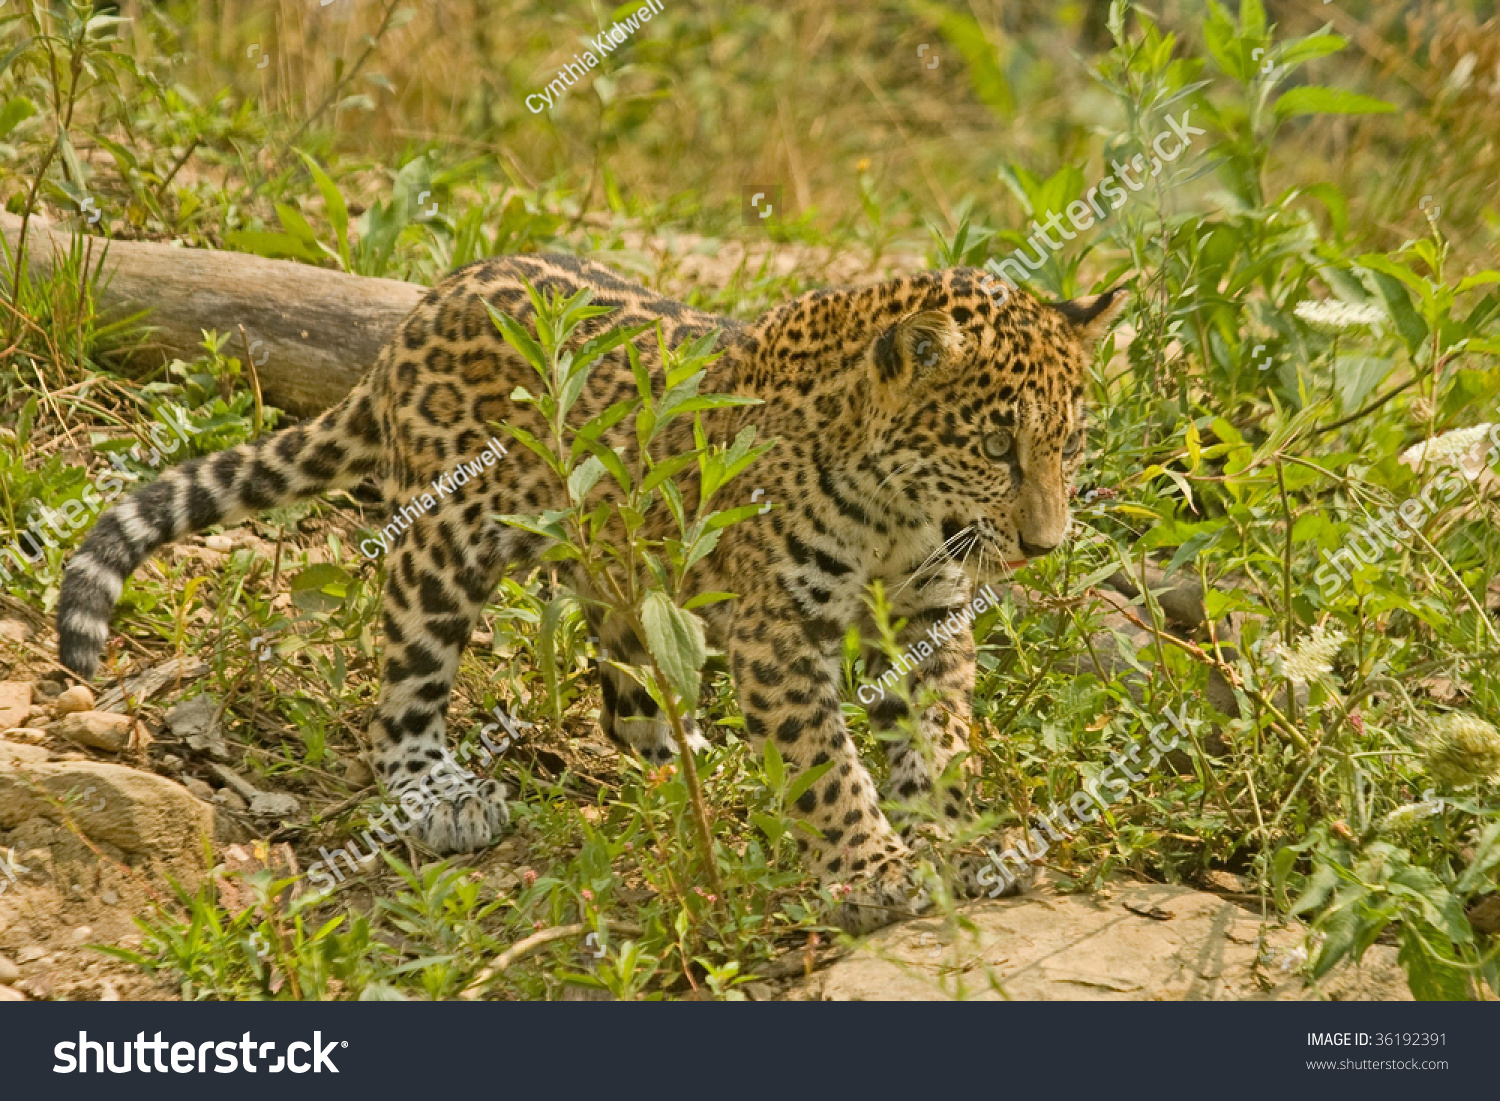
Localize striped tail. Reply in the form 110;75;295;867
57;386;383;678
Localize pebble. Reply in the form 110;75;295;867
249;792;301;818
0;681;32;731
212;789;248;811
0;956;18;983
341;757;374;786
101;890;119;905
2;727;47;745
0;986;24;1001
183;777;214;801
49;710;133;752
52;685;95;716
71;926;94;944
0;619;32;643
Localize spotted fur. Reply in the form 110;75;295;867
57;255;1120;931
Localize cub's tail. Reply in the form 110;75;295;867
57;386;383;678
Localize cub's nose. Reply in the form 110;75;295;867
1017;535;1059;558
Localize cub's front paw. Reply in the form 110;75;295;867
390;768;510;855
828;857;935;934
949;828;1038;899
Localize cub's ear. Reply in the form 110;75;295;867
868;309;963;399
1048;287;1126;346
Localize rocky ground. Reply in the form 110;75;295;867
0;624;1407;1001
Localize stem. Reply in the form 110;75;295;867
649;663;724;905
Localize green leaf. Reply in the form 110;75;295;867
1397;926;1472;1001
1274;87;1396;120
749;812;785;845
682;591;738;610
762;740;785;792
640;452;698;496
1456;272;1500;294
225;229;326;263
639;591;706;703
567;455;606;503
577;437;632;494
296;150;350;270
573;323;650;377
275;202;328;253
1278;34;1348;68
484;302;547;376
1456;820;1500;895
0;95;36;141
682;528;722;573
785;760;836;806
1311;902;1362;978
289;563;352;594
1289;859;1342;917
700;503;772;533
1363;267;1429;355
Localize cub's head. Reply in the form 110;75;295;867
864;269;1123;577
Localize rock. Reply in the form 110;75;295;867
0;681;31;731
212;788;248;812
0;956;18;983
166;695;229;760
32;678;63;699
0;986;24;1002
209;763;261;801
52;684;95;717
183;777;214;801
16;974;52;999
50;711;135;752
70;926;94;943
101;890;119;905
208;763;302;815
249;792;301;818
98;981;120;1001
0;742;214;857
15;946;46;964
0;618;33;644
341;756;374;786
792;875;1412;1002
202;534;233;552
2;727;47;745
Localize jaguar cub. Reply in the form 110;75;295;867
58;254;1119;931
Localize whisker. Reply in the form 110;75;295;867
894;525;977;597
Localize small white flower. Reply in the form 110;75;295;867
1294;299;1385;333
1378;799;1444;832
1400;423;1497;477
1269;623;1346;685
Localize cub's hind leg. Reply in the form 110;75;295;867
368;507;512;854
586;608;709;764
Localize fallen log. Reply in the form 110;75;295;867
1;212;424;418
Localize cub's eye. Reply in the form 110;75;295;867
982;430;1014;461
1063;429;1086;459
